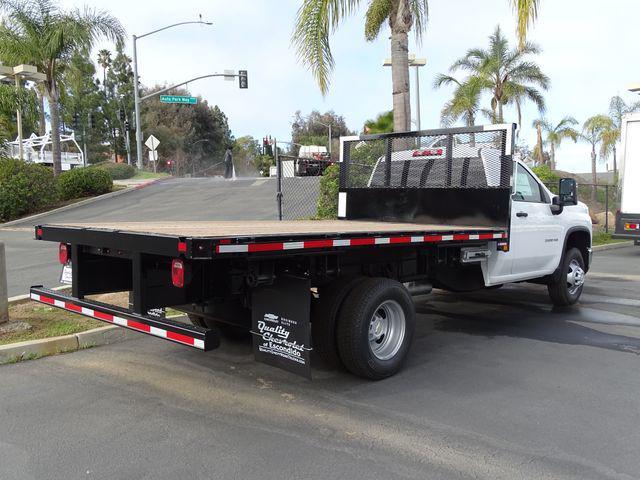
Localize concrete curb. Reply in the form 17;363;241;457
0;177;169;228
8;285;71;306
0;325;141;364
592;241;634;252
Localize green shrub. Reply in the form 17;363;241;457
93;161;136;179
57;167;112;200
531;164;561;185
315;163;339;219
0;157;58;222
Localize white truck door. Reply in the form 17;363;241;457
509;163;563;278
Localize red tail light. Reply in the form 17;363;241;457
59;243;69;264
412;148;443;157
171;259;185;288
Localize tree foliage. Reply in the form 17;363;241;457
448;26;549;125
0;0;125;174
364;111;393;133
141;86;232;175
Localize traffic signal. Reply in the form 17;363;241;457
88;113;96;129
124;120;130;132
118;108;125;122
72;113;79;130
238;70;248;89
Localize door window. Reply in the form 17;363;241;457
513;164;543;202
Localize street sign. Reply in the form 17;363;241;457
148;150;158;162
223;69;235;81
145;134;160;151
159;95;197;105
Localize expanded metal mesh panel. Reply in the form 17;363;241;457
341;128;511;189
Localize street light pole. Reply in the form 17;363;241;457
132;34;143;169
131;18;213;169
383;55;426;131
14;75;23;161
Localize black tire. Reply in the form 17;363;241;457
336;278;415;380
547;247;586;306
187;314;250;341
311;276;367;367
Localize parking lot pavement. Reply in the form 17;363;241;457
1;247;640;480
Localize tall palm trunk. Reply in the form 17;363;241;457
45;84;62;176
590;146;597;204
550;142;555;170
536;123;544;165
389;0;412;133
390;31;410;132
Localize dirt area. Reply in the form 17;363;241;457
0;292;129;346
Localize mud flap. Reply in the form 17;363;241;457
251;276;312;379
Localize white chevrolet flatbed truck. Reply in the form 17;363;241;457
30;124;592;379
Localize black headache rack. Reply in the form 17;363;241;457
339;124;515;229
29;286;219;351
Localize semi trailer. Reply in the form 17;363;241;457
613;113;640;245
30;124;592;379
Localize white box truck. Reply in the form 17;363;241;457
614;113;640;245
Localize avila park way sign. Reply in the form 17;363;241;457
159;95;197;105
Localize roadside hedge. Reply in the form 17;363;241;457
315;163;339;219
57;167;113;201
93;161;136;180
0;158;58;222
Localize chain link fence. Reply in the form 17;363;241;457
545;182;617;233
276;156;334;220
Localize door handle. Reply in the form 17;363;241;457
516;211;528;218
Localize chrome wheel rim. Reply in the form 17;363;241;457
566;259;585;295
368;300;406;361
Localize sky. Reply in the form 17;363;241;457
60;0;640;173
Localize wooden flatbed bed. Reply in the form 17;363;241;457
50;220;503;238
36;220;508;259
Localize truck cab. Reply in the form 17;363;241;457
485;160;592;292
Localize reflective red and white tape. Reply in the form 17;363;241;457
215;232;507;254
30;292;204;350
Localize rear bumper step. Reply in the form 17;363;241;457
30;286;219;351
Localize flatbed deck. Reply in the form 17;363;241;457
36;220;508;259
49;220;502;238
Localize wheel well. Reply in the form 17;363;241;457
566;230;591;271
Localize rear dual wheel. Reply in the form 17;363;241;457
336;278;415;380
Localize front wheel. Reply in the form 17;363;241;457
547;247;586;306
336;278;415;380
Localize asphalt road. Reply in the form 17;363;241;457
1;246;640;479
0;177;319;296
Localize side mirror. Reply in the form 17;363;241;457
559;178;578;206
550;195;563;215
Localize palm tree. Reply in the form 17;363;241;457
532;116;578;170
0;0;124;175
364;111;393;134
433;75;486;127
449;26;549;125
604;96;640;178
293;0;428;132
97;49;112;89
293;2;541;133
511;0;539;50
582;115;614;202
